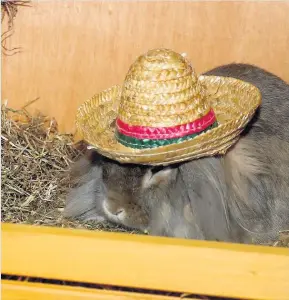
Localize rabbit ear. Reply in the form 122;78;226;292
69;150;104;182
63;170;105;219
142;167;174;189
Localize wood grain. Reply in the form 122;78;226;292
2;1;289;133
2;223;289;300
1;280;188;300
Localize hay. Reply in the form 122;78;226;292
1;0;31;55
1;0;30;28
272;230;289;248
1;103;134;234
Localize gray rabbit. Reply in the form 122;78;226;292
64;63;289;245
63;150;149;230
63;150;106;222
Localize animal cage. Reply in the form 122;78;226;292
1;1;289;300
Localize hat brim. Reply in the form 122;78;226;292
75;75;261;166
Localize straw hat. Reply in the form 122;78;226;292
75;48;261;166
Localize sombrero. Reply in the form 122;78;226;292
75;48;261;166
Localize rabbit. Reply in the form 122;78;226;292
101;157;234;242
63;150;107;222
201;63;289;244
100;158;150;231
63;150;150;231
65;63;289;245
100;63;289;245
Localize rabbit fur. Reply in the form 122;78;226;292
63;63;289;245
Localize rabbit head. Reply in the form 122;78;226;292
101;158;176;231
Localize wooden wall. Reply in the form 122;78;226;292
2;0;289;134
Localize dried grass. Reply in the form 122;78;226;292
1;0;31;55
1;103;133;234
272;230;289;248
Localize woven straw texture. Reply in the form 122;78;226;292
118;48;210;127
75;75;261;166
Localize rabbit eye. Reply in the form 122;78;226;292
102;167;111;179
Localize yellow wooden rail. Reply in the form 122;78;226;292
2;280;190;300
2;223;289;300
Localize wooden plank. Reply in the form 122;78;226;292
2;223;289;300
1;280;187;300
2;0;289;133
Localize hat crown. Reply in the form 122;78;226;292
125;48;195;79
117;48;212;128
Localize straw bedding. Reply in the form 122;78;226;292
1;104;134;234
1;0;31;55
